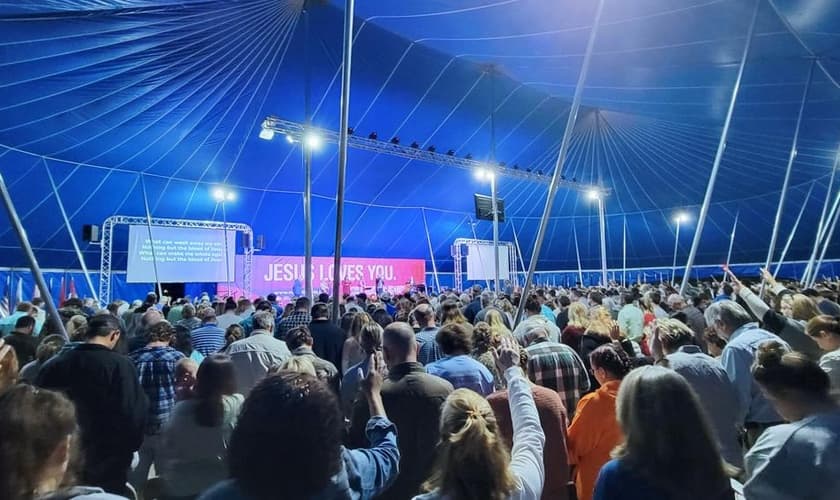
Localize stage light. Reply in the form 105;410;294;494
474;168;495;181
390;137;400;145
526;167;532;172
212;186;236;203
259;127;275;140
572;177;578;183
305;132;322;150
513;164;519;170
285;134;295;144
410;141;420;149
368;131;378;140
427;145;436;153
465;153;473;160
446;149;455;156
587;189;600;201
347;127;355;135
674;212;689;224
560;175;566;180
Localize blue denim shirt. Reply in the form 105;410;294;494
199;416;399;500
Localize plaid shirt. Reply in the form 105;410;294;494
276;311;312;340
128;346;185;434
525;338;590;418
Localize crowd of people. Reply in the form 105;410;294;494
0;270;839;499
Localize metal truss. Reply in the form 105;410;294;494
451;238;517;292
98;216;253;307
261;116;609;195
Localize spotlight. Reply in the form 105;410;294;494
587;189;600;201
258;127;274;140
368;131;378;140
305;132;322;150
446;149;455;156
225;191;236;202
347;127;355;135
674;212;689;224
560;175;566;180
526;167;532;173
285;134;295;144
213;188;225;202
390;137;400;145
537;169;543;175
572;177;578;183
410;141;420;149
212;186;236;203
427;145;436;153
465;153;473;160
513;164;520;170
474;168;495;181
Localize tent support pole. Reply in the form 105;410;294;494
421;209;441;294
810;190;840;287
672;221;681;285
680;0;760;295
514;0;605;325
761;59;816;297
724;210;739;281
598;197;608;286
510;219;526;288
803;147;840;285
303;3;313;301
44;162;99;303
140;175;163;301
573;225;584;287
331;0;355;324
774;182;814;278
622;216;627;288
0;172;67;339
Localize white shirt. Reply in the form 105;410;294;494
745;409;840;500
225;331;291;394
819;349;840;403
512;315;561;345
412;367;545;500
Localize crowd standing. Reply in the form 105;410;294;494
0;270;839;499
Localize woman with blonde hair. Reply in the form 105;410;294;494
593;366;735;500
341;312;372;374
486;309;513;340
441;299;468;326
415;337;545;500
65;314;88;341
806;315;840;401
743;341;840;499
728;269;823;361
472;322;502;390
563;302;590;354
0;340;19;392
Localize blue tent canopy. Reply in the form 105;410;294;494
0;0;838;281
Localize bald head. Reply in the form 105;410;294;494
383;322;417;368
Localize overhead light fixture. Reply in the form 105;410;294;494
410;141;420;149
212;186;236;203
465;153;473;160
285;134;295;144
446;149;455;156
368;131;378;140
513;164;520;170
347;127;355;135
258;127;274;140
674;212;690;224
474;167;495;181
305;132;322;150
587;189;600;201
499;161;506;167
427;145;436;153
390;137;400;145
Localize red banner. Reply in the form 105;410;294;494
219;255;426;299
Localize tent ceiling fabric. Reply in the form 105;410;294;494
0;0;838;274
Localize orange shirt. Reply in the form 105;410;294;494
566;380;623;500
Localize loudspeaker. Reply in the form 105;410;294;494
82;224;100;242
255;234;266;251
242;232;252;249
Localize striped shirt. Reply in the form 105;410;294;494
191;323;226;356
525;338;590;418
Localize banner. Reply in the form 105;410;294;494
220;255;426;299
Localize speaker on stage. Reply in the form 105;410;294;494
474;194;505;222
82;224;100;242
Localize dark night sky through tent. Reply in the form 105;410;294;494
0;0;839;284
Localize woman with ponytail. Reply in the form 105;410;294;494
806;315;840;402
567;343;631;500
744;341;840;499
415;336;545;500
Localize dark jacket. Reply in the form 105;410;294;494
556;308;570;332
463;298;482;324
3;331;38;365
348;362;453;500
37;343;148;493
309;319;346;370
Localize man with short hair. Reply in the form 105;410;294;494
523;327;590;419
555;295;572;331
3;315;38;365
651;318;741;468
217;300;241;330
238;300;273;336
462;284;483;324
190;310;225;356
512;296;562;345
276;297;312;341
425;323;494;396
308;302;344;370
226;311;292;394
37;315;148;495
705;300;789;447
174;303;201;331
128;321;185;492
667;293;706;349
0;301;36;336
650;291;668;319
412;304;443;365
348;322;453;499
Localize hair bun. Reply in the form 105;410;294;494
756;341;787;368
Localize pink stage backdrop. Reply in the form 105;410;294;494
218;255;426;299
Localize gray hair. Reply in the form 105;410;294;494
252;310;275;331
704;300;751;331
480;290;496;308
